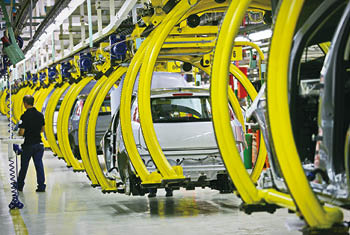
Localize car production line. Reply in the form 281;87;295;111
1;0;350;234
0;116;302;235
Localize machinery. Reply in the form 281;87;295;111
1;0;350;234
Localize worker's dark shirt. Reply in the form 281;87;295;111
18;107;45;145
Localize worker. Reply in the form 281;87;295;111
17;95;46;192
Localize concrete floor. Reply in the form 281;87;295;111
0;115;303;235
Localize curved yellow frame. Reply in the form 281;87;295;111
138;0;196;181
0;89;7;115
56;82;78;166
78;75;110;186
44;83;70;157
120;37;163;184
229;64;267;183
267;0;343;228
211;0;262;204
12;86;29;123
58;77;93;171
36;84;55;148
234;41;265;81
36;84;55;113
87;68;126;191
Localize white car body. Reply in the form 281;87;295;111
115;88;245;182
103;72;245;193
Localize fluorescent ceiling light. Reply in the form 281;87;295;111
68;0;85;9
248;29;272;41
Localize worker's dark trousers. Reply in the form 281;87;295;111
17;143;45;190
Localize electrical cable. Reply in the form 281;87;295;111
6;77;24;209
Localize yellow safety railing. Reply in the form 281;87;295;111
267;0;343;228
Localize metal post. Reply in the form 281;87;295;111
80;4;85;43
52;31;55;62
96;1;102;35
60;25;64;57
109;0;115;21
69;16;73;51
23;61;26;81
30;0;33;39
87;0;93;48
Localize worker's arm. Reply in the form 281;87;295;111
41;126;45;133
18;128;25;136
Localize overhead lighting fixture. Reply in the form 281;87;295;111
68;0;85;9
248;29;272;41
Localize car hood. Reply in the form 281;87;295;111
139;122;218;150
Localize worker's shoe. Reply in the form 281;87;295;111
36;184;46;192
14;182;23;192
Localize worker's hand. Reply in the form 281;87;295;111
13;144;22;155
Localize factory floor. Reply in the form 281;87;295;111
0;115;305;235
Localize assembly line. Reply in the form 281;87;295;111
0;0;349;234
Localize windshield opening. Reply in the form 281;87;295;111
151;96;212;123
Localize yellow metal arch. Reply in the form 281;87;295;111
211;0;262;204
56;82;79;166
229;64;267;183
138;0;199;182
44;83;70;157
78;75;110;186
57;77;93;171
12;87;29;123
36;83;55;148
0;89;8;115
87;68;127;191
267;0;342;228
121;38;163;184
